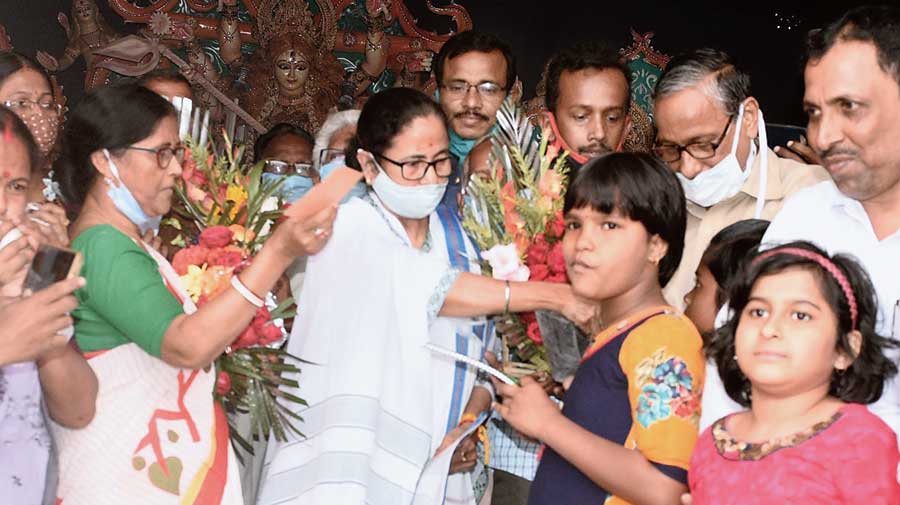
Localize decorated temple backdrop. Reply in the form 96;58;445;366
0;0;872;126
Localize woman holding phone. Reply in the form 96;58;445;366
0;106;97;504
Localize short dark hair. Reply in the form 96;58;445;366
707;240;898;407
253;123;314;162
544;41;631;114
345;87;447;170
702;219;770;308
136;67;192;91
0;51;52;92
55;84;176;208
564;152;686;287
0;105;39;176
806;5;900;87
654;48;751;116
434;30;516;90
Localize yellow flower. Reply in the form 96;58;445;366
226;185;248;220
181;264;207;303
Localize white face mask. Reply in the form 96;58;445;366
368;157;447;219
677;103;752;207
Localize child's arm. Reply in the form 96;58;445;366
495;377;686;505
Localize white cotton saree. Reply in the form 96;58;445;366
258;195;488;505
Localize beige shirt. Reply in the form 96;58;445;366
664;148;830;310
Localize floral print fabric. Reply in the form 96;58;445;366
529;307;705;505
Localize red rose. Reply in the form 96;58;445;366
207;249;244;268
257;322;283;346
251;306;272;328
529;263;549;281
548;242;567;274
548;212;566;239
526;321;543;345
216;371;232;395
232;325;259;350
171;245;210;275
526;236;550;267
519;311;536;326
199;226;234;249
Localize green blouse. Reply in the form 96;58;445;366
71;225;184;357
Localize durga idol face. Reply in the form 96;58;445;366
74;0;96;23
274;49;310;98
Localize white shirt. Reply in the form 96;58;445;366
701;180;900;442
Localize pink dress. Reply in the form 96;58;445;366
689;403;900;504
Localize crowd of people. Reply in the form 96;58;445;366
2;4;900;505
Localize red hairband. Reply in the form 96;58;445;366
754;247;858;330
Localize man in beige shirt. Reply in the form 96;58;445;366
652;48;829;310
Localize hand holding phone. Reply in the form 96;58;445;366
23;245;83;294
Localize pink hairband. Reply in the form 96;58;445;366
754;247;858;330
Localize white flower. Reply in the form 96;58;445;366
42;171;61;202
261;196;279;212
482;243;530;282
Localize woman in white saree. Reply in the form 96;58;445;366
259;88;592;505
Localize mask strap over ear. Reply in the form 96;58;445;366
547;112;589;165
753;107;769;219
103;149;122;181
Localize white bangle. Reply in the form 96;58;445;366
230;275;264;308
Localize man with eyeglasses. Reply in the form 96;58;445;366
254;123;317;203
652;48;828;311
434;30;518;214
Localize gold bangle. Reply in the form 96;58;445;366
503;280;511;314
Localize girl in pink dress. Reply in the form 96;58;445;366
689;241;900;505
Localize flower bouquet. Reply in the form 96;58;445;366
169;135;305;455
461;100;571;378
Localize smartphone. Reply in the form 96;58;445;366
766;123;807;150
23;245;83;292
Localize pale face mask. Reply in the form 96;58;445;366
367;154;447;219
320;155;367;202
261;172;315;203
677;103;751;207
104;149;161;236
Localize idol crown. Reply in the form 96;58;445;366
256;0;320;49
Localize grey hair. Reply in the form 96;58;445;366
653;48;751;115
313;109;361;170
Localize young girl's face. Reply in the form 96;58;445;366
734;267;850;397
684;264;719;335
562;205;663;302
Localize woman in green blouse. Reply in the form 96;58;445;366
50;84;335;505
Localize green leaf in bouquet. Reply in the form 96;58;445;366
169;235;186;248
270;296;296;320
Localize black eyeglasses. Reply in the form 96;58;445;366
318;148;344;168
653;115;735;164
3;98;62;115
376;153;455;181
440;81;506;101
264;159;320;181
125;143;186;169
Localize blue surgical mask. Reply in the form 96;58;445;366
261;173;315;204
104;149;161;236
320;156;367;203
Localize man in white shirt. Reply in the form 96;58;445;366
701;6;900;443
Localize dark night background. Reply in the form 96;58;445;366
0;1;882;125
